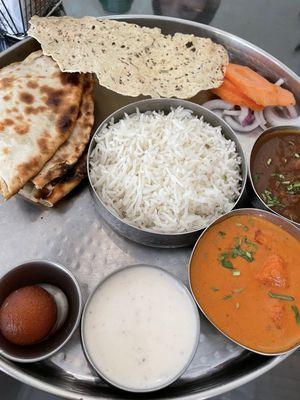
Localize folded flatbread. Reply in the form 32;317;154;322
0;50;84;199
19;74;94;207
32;74;94;189
20;152;87;207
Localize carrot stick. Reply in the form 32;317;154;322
225;64;296;107
212;78;263;110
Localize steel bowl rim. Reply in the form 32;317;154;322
87;98;247;237
81;263;200;393
249;125;300;228
0;259;83;363
188;207;300;356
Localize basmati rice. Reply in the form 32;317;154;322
89;107;242;233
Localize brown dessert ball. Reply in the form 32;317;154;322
0;285;57;345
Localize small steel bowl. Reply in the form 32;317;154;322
87;98;248;248
249;125;300;228
81;264;200;392
188;208;300;356
0;260;82;363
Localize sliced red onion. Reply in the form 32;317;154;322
264;107;300;126
242;110;255;127
254;110;267;129
224;115;261;132
238;107;249;124
202;99;234;110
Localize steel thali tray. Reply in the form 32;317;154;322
0;15;299;400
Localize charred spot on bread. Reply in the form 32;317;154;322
19;92;34;104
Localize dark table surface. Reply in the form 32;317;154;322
0;0;299;399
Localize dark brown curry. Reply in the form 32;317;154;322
251;129;300;223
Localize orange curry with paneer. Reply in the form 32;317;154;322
190;214;300;354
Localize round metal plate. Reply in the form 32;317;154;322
0;14;299;400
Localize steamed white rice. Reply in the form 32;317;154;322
89;107;242;233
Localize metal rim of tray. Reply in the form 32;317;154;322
0;13;299;400
0;352;290;400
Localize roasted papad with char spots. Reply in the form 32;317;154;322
28;16;228;99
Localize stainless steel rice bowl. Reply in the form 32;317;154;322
87;98;248;247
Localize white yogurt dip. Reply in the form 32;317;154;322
82;265;200;392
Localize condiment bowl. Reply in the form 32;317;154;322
0;260;82;363
249;125;300;228
81;264;200;392
87;98;248;248
188;208;300;356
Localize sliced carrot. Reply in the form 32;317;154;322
225;63;296;107
212;78;263;110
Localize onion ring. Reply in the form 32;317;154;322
224;115;261;132
264;107;300;126
238;107;249;124
202;100;234;110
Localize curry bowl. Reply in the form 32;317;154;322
188;208;300;356
87;98;248;248
249;125;300;228
0;260;82;363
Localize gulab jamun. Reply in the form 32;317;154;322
0;285;57;345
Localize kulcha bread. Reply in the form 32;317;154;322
28;16;229;99
32;74;94;189
20;151;87;207
0;50;84;199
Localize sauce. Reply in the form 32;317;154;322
251;130;300;223
190;214;300;354
83;266;199;391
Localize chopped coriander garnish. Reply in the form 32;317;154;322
248;217;254;226
218;231;226;238
253;174;260;184
271;173;285;181
231;245;254;262
268;291;295;301
267;158;272;165
222;294;233;300
261;190;284;208
287;182;300;193
291;305;300;325
236;223;249;232
243;237;258;251
219;236;257;272
232;288;244;294
219;253;234;269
